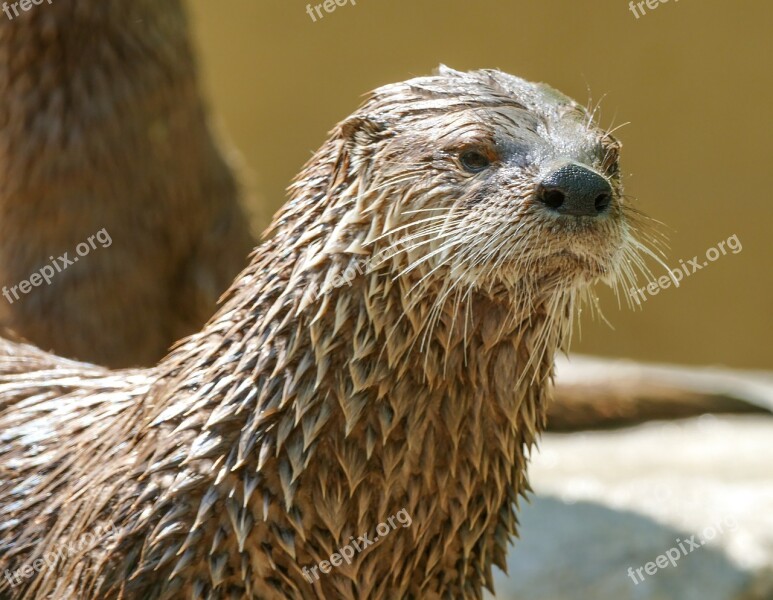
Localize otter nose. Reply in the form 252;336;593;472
536;163;613;217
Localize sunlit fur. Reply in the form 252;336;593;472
0;67;665;599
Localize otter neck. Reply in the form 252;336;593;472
149;235;570;596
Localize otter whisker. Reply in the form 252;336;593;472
517;289;565;387
602;120;630;140
381;222;461;251
378;220;470;263
365;172;426;194
395;235;468;282
372;233;461;275
402;207;457;215
613;252;643;310
403;243;466;300
628;238;679;286
585;91;608;131
622;202;671;244
366;214;455;245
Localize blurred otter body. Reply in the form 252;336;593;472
0;68;644;599
0;0;254;367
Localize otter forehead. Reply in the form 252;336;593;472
367;66;583;125
363;66;608;171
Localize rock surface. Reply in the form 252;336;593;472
490;415;773;599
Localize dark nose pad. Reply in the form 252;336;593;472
536;163;613;217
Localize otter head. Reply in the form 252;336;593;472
330;67;650;288
283;67;661;352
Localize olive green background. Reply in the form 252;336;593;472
187;0;771;369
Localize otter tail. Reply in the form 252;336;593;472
548;355;773;432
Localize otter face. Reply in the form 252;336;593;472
430;99;628;288
345;67;653;304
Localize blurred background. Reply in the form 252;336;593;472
187;0;771;371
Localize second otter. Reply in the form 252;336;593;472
0;67;650;599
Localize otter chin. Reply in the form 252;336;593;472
0;67;654;599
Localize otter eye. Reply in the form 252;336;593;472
459;150;491;173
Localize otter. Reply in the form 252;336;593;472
0;67;654;599
0;0;255;368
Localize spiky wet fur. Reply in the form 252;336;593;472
0;67;661;599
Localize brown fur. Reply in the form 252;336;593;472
0;67;648;599
0;0;254;367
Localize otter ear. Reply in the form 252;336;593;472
337;115;389;170
435;64;464;77
340;116;388;147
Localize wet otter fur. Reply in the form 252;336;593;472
0;67;653;599
0;0;254;367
